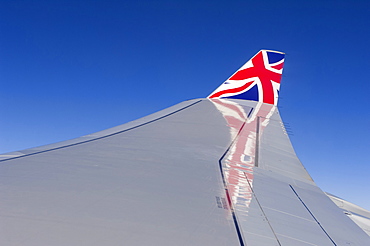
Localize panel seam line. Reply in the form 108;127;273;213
218;107;254;246
244;173;282;245
289;185;337;246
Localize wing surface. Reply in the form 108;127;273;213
209;98;370;245
1;50;369;245
327;192;370;236
0;99;242;245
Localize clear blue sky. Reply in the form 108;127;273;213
1;0;369;209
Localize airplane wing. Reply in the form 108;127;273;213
326;192;370;237
1;50;369;245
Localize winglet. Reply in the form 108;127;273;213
208;50;285;105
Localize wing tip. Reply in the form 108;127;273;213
208;49;285;105
260;49;285;55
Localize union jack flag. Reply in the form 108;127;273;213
208;50;285;105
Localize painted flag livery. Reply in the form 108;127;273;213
208;50;285;105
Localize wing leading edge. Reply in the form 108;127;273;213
1;50;369;245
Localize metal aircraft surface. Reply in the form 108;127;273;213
1;50;369;245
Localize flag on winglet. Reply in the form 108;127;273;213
208;50;285;105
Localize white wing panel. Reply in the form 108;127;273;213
214;99;370;245
1;98;369;245
327;193;370;236
0;99;242;246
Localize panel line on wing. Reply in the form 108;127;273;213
0;100;202;163
289;185;338;246
244;173;282;245
218;121;248;246
254;116;260;167
217;107;254;246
